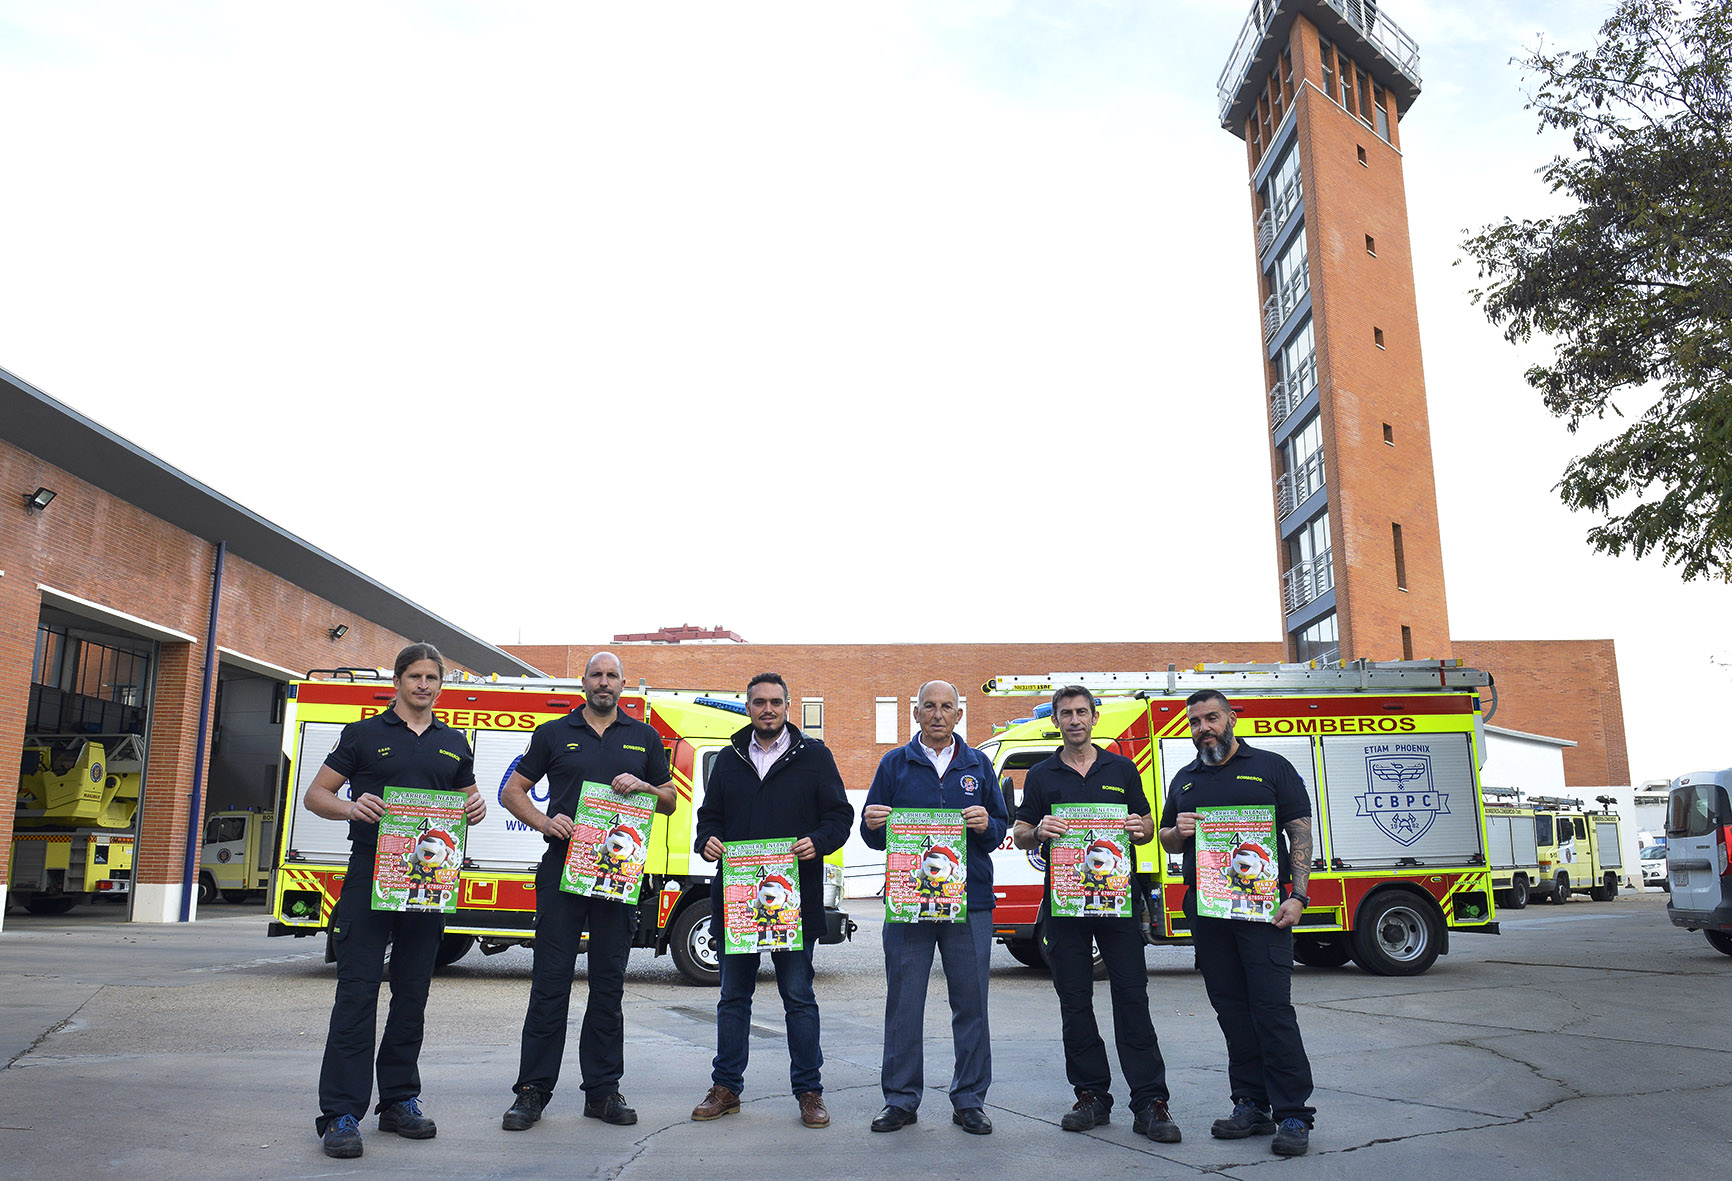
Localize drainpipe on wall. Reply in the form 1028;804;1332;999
180;539;225;922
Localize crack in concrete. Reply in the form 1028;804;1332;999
3;988;99;1071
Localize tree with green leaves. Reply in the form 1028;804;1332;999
1462;0;1732;581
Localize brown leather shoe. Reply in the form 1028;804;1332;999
691;1085;741;1121
798;1091;829;1128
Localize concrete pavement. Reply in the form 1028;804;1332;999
2;892;1728;1178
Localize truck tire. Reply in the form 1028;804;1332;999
1293;934;1352;968
1590;873;1618;902
435;934;475;969
24;896;80;916
223;890;255;904
1550;873;1570;904
669;904;721;986
1351;892;1441;976
1706;931;1732;957
198;873;218;904
1004;938;1045;969
1507;876;1529;910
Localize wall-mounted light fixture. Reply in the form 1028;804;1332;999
329;624;349;640
23;487;56;513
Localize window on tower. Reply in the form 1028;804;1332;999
1373;84;1390;142
1293;611;1339;665
1320;39;1336;104
1278;412;1326;518
1283;511;1333;613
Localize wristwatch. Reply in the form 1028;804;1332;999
1288;891;1309;907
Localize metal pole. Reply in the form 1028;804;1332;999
180;540;225;922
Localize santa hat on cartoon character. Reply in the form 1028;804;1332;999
757;873;795;902
1085;838;1124;867
415;828;458;865
922;845;961;879
606;824;645;855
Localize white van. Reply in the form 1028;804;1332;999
1663;770;1732;956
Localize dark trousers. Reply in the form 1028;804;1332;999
316;848;444;1134
1190;914;1316;1123
713;944;821;1097
879;908;993;1111
515;849;636;1100
1047;915;1167;1112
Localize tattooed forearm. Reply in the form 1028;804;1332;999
1285;816;1312;894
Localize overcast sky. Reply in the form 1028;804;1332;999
2;0;1723;788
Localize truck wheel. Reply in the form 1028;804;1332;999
25;896;79;916
1706;931;1732;957
1351;892;1441;976
198;873;218;904
1004;938;1045;970
669;904;721;986
435;934;475;969
1507;876;1529;910
1293;934;1352;968
1550;873;1570;904
1590;872;1618;902
223;890;254;904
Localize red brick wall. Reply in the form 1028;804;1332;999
0;438;434;889
508;638;1631;793
1451;638;1631;787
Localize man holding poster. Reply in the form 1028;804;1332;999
303;643;485;1159
1158;688;1316;1157
498;652;675;1133
1012;685;1176;1143
860;679;1006;1136
691;673;852;1130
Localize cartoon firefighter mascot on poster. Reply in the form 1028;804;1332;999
1078;836;1127;912
911;843;964;920
753;872;796;942
1220;836;1277;919
594;822;644;896
404;823;457;907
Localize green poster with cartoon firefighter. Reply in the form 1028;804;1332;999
1047;802;1132;918
1195;805;1279;922
721;839;803;954
884;808;967;923
560;780;657;904
372;787;467;914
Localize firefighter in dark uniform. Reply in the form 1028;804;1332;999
306;643;486;1160
1013;685;1178;1143
498;651;676;1132
1157;688;1317;1157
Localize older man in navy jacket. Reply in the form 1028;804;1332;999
860;679;1009;1135
690;672;853;1131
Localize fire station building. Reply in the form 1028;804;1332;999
0;367;538;929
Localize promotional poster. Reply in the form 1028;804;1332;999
721;839;803;954
372;786;468;913
883;808;967;923
1047;802;1132;918
1195;805;1280;922
560;780;658;904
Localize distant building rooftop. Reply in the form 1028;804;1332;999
613;624;747;644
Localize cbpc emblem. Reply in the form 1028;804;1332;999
1355;753;1449;847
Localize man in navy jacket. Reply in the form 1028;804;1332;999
860;680;1009;1135
690;673;853;1131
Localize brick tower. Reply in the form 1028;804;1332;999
1218;0;1451;664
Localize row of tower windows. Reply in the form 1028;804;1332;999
1320;37;1391;144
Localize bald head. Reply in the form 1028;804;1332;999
586;650;624;678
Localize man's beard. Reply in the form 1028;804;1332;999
1196;732;1232;766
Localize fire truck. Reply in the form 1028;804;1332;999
976;661;1500;976
9;734;144;914
267;672;852;983
199;808;276;903
1516;794;1625;904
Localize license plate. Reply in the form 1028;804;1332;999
1674;870;1689;886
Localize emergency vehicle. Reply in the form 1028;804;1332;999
267;672;852;983
977;661;1501;976
199;808;276;903
1520;794;1624;904
9;734;144;914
